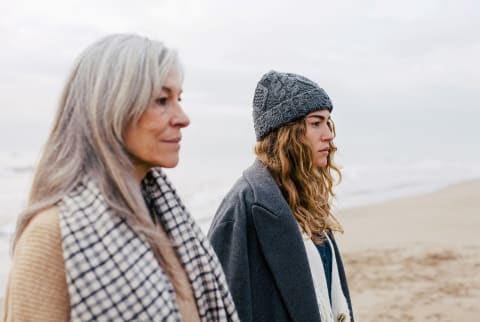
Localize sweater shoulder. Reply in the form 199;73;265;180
16;207;62;253
4;207;70;321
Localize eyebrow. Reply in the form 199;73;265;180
307;114;331;121
161;86;183;94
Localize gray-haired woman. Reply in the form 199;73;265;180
2;34;239;322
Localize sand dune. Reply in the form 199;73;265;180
335;179;480;321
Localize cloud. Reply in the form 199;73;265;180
0;0;479;122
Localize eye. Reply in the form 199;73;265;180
178;96;182;102
310;121;321;127
155;97;168;106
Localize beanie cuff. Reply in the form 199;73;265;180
254;89;333;140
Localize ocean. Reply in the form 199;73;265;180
0;105;479;293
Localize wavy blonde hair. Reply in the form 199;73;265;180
255;117;343;243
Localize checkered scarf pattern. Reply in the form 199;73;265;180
59;168;239;322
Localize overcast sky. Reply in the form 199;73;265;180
1;0;479;145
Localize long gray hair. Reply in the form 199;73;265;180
13;34;182;274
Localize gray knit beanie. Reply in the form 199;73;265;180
252;70;333;141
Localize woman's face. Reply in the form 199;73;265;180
124;67;190;180
304;109;334;168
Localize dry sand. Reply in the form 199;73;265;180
335;179;480;321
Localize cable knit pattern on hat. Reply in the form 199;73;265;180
252;70;333;140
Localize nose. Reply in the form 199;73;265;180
171;104;190;128
321;126;334;142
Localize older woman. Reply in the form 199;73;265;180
209;70;354;322
2;34;238;322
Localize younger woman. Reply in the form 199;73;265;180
209;70;354;322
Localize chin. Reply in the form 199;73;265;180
316;160;328;168
159;162;179;169
158;158;180;168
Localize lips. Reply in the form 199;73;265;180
319;147;330;153
163;137;181;143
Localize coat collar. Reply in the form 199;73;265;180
242;159;290;215
243;159;321;322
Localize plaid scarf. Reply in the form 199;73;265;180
59;168;239;322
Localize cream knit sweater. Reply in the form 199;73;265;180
1;208;201;322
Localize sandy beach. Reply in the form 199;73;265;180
335;179;480;321
1;179;479;320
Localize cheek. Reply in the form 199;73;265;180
135;112;170;141
305;130;316;148
125;109;171;156
124;125;157;156
141;111;170;136
124;126;138;152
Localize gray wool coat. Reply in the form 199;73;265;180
208;159;354;322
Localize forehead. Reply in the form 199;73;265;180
306;110;331;118
161;67;183;92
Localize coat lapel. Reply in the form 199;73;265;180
244;160;321;322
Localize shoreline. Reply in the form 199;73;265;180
335;178;480;250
